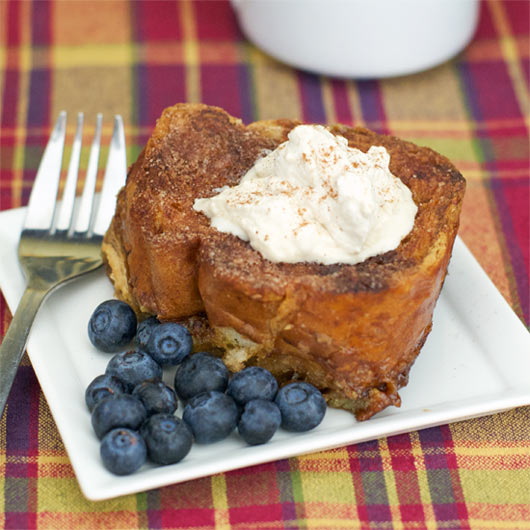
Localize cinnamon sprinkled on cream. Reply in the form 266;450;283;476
193;125;417;265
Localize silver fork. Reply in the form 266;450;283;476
0;112;126;418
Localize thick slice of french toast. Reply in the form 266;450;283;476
102;103;465;420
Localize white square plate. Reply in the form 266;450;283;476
0;206;529;501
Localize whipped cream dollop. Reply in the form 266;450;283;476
193;125;417;265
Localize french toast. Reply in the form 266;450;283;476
102;103;465;420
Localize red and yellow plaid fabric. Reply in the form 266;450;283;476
0;1;529;529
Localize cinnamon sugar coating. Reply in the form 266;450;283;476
102;103;465;420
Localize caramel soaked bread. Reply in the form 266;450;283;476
102;103;465;420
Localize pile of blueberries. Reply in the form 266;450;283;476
86;299;327;476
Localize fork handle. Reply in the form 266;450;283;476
0;287;48;418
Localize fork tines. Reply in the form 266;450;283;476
23;112;126;238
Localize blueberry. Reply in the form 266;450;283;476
100;428;146;475
105;350;162;392
174;353;229;401
227;366;278;406
182;391;238;444
274;382;326;432
238;399;281;445
135;316;160;351
85;374;126;412
132;380;178;416
146;322;192;366
140;414;193;465
91;394;147;439
88;300;137;353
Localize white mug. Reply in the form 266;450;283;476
231;0;480;78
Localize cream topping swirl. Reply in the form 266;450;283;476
193;125;417;265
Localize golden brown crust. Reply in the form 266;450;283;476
102;103;465;420
104;103;285;317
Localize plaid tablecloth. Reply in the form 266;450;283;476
1;1;529;529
